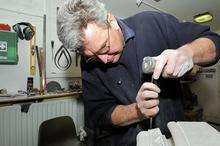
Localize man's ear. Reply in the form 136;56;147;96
107;13;119;30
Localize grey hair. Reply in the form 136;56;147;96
57;0;108;52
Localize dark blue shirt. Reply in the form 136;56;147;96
81;11;220;146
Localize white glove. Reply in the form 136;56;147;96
152;46;194;79
136;82;160;118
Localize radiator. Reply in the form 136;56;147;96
0;98;84;146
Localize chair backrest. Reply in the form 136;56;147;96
38;116;78;146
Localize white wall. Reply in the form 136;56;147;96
102;0;155;18
0;0;44;93
0;0;81;93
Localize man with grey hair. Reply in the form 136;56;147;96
57;0;220;146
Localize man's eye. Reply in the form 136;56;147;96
98;45;108;54
101;44;106;50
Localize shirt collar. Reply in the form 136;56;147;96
116;18;135;43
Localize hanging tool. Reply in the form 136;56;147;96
40;47;46;94
35;46;42;94
35;46;46;95
51;40;54;61
30;26;36;76
75;51;79;67
54;45;72;71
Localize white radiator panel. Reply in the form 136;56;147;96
0;98;84;146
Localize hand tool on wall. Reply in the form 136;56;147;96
54;45;72;71
75;52;79;67
30;26;36;76
35;46;46;95
35;46;42;93
51;40;54;61
40;47;46;94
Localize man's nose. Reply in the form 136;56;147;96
97;54;108;64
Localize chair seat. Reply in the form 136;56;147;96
44;137;83;146
38;116;85;146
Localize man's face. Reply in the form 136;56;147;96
82;21;124;64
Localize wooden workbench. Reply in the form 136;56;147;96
0;91;82;105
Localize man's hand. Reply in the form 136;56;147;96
153;46;194;79
136;82;160;118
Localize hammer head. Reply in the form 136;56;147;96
142;57;156;74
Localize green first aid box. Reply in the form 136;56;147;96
0;31;18;64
